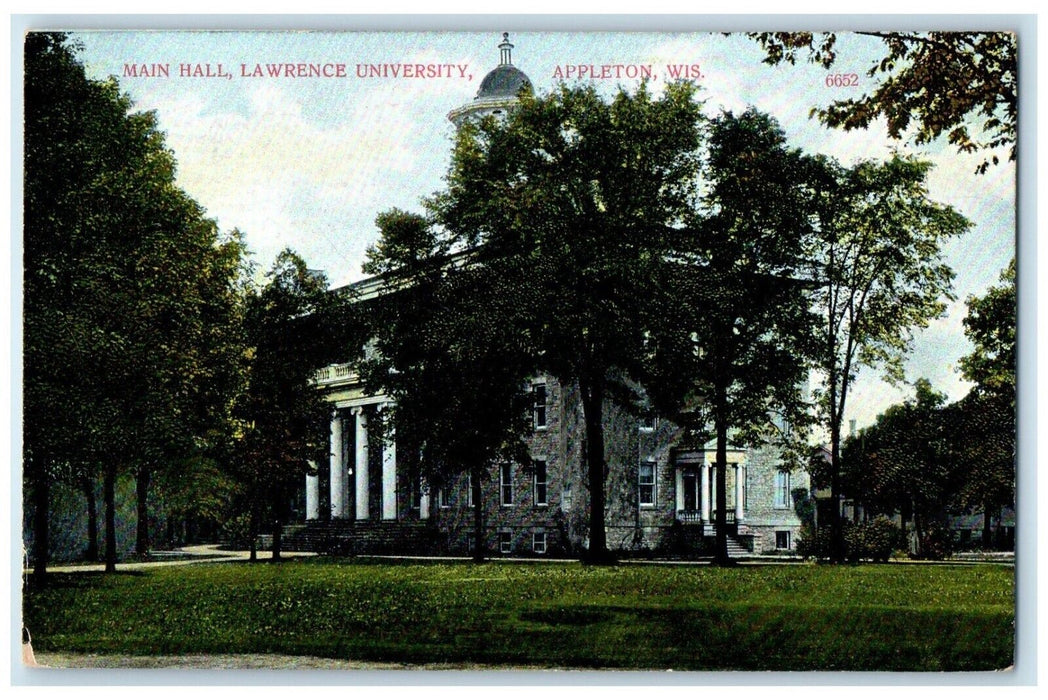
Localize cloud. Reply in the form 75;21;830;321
129;77;450;286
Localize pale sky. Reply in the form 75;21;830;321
68;30;1016;431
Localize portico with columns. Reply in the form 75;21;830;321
306;363;429;524
674;446;749;535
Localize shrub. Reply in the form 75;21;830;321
796;523;831;561
914;520;954;561
220;513;253;550
797;517;905;563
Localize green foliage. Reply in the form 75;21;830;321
426;81;705;560
912;520;954;561
748;32;1016;173
360;212;535;487
960;259;1016;399
841;379;950;518
841;369;1014;558
947;261;1016;535
798;517;905;563
235;250;337;556
644;109;821;563
24;561;1013;670
358;210;536;561
840;379;961;559
808;153;969;562
945;391;1014;520
23;33;250;573
845;517;907;563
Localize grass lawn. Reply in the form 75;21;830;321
22;559;1014;671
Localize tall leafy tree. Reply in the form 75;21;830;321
432;82;703;562
952;260;1016;545
841;379;954;556
359;210;536;562
645;110;819;565
960;259;1016;397
24;33;249;576
808;155;970;562
237;250;336;562
748;32;1017;173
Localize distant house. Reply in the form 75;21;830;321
950;507;1015;550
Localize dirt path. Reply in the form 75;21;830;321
29;652;498;670
38;544;317;574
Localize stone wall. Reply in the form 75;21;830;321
317;373;811;558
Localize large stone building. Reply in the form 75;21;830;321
297;34;810;558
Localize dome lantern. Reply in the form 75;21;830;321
449;33;532;128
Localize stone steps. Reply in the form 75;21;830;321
724;534;751;558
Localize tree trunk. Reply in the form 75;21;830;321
249;507;258;562
713;399;733;567
579;374;613;564
982;504;992;549
271;518;283;561
913;512;925;559
31;468;49;586
471;466;486;563
829;418;846;563
82;476;99;562
104;466;117;573
135;465;150;557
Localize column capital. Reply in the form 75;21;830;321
351;405;366;417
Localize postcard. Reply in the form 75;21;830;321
18;22;1022;678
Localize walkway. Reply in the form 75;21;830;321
36;544;317;574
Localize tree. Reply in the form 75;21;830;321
431;82;703;563
809;155;970;562
237;250;336;562
359;211;536;562
841;379;954;557
24;33;249;577
952;260;1016;546
644;109;819;565
748;32;1017;173
960;259;1016;397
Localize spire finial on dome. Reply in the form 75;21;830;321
498;32;514;65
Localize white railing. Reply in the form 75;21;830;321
313;363;358;386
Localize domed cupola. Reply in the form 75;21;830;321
449;33;532;128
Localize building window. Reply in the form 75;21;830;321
499;531;512;554
640;414;658;432
562;483;572;512
437;486;449;509
776;530;791;550
533;531;547;554
533;459;548;506
639;461;656;507
774;471;791;509
532;382;547;430
500;463;514;506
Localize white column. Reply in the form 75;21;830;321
329;413;345;518
734;463;745;522
380;405;397;520
354;407;369;520
420;488;430;520
305;461;319;520
701;462;711;521
674;468;684;513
